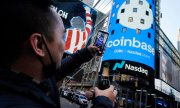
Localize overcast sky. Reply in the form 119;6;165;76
160;0;180;49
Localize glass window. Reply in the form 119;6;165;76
109;23;111;28
128;17;133;22
112;13;115;17
140;19;144;24
146;11;149;16
111;30;115;35
139;0;143;5
151;24;153;29
148;32;151;38
126;0;130;4
116;4;119;8
116;19;120;24
136;28;141;34
121;9;125;13
152;0;155;4
122;27;127;33
113;2;115;6
149;5;152;9
133;8;137;12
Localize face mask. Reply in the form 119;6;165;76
40;36;61;79
42;61;56;78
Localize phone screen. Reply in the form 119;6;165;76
94;30;109;54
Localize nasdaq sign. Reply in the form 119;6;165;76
113;61;148;76
103;0;156;72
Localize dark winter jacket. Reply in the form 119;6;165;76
0;48;113;108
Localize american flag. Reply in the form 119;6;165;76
65;9;93;54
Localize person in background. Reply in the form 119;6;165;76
0;0;117;108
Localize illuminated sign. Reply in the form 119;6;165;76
53;0;97;54
103;0;156;71
113;61;148;76
100;60;153;78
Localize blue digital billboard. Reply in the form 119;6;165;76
103;0;156;73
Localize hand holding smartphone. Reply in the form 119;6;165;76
94;30;109;56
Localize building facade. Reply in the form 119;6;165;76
63;0;180;107
177;29;180;53
82;0;180;107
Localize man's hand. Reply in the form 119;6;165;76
94;85;118;106
87;45;100;56
85;90;94;100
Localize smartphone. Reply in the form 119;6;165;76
94;30;109;55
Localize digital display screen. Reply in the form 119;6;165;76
53;0;97;54
103;0;156;70
94;30;109;53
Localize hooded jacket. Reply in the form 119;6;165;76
0;48;113;108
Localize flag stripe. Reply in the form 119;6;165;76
65;30;73;50
75;30;80;46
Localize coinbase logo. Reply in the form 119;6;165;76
107;36;155;56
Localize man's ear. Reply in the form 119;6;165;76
29;33;45;57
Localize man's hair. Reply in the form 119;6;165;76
0;0;58;67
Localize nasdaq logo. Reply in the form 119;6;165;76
125;64;148;76
112;61;148;75
113;61;126;70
